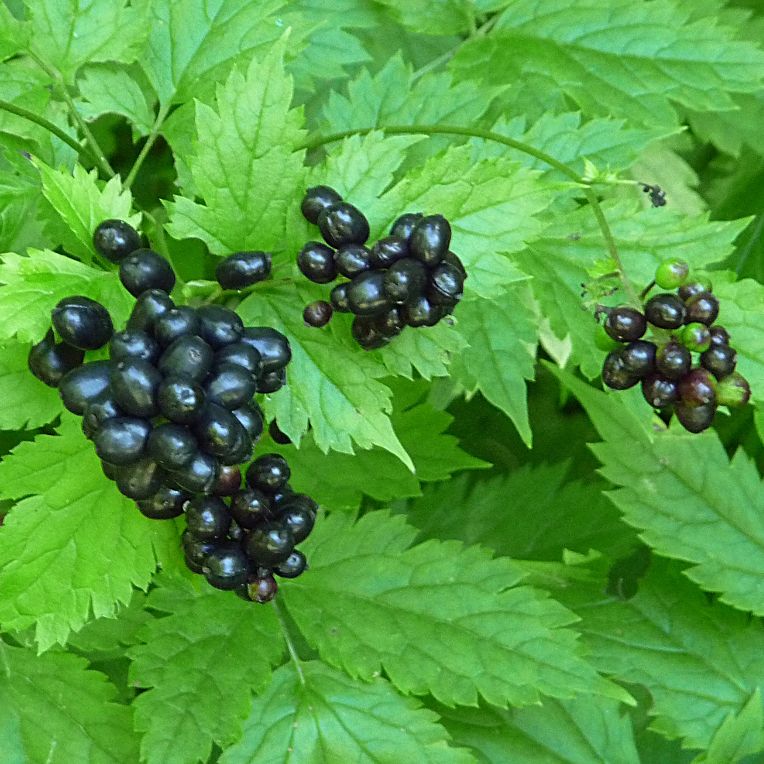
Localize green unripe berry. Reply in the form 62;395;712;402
681;322;711;353
654;258;690;290
594;324;622;352
716;372;751;408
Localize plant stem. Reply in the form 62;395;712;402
639;280;656;300
273;599;305;686
125;103;171;189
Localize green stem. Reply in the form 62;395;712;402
273;599;305;686
125;103;171;189
0;98;93;161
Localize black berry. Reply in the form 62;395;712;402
410;214;451;266
215;342;262;376
94;417;151;465
675;402;716;433
119;249;175;297
215;251;272;290
297;241;337;284
137;485;188;520
212;464;242;497
301;186;343;224
684;292;719;326
603;307;646;342
602;351;639;390
246;454;290;493
185;496;231;540
709;326;730;347
59;361;112;414
369;236;408;269
390;212;423;242
428;261;464;305
383;258;427;304
348;271;389;316
197;305;244;349
182;530;215;573
335;244;372;279
194;403;250;462
274;550;308;579
153;307;201;348
231;404;265;441
82;394;123;439
158;336;214;381
157;376;206;424
28;331;84;387
655;342;692;380
127;289;174;333
114;457;164;500
318;202;370;247
401;295;442;328
256;368;286;394
245;523;294;565
641;375;679;408
230;488;271;528
330;283;352;313
678;280;712;301
147;423;197;470
170;451;219;493
644;293;685;329
678;368;716;407
620;340;657;378
278;502;315;543
205;363;256;410
700;344;737;380
239;328;291;373
203;543;250;590
110;358;161;417
52;296;113;350
303;300;333;328
109;330;160;364
93;219;140;262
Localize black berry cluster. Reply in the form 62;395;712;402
599;258;750;433
28;219;317;603
297;185;467;349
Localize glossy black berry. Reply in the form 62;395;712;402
297;241;337;284
303;300;333;328
348;271;389;316
428;261;465;305
603;307;646;342
239;328;291;373
82;394;123;439
52;296;113;350
301;185;343;224
114;457;164;500
700;344;737;380
197;305;243;349
716;372;751;408
709;326;730;347
268;420;291;445
335;244;372;278
182;530;216;573
256;367;286;394
383;258;427;304
678;279;712;301
678;368;716;408
158;336;214;382
127;289;174;333
278;503;315;543
350;316;387;349
147;423;197;470
330;283;351;313
401;295;442;328
170;451;219;493
641;375;679;408
94;417;151;465
655;342;692;380
684;292;719;326
318;202;370;247
232;404;265;442
620;340;657;378
109;330;160;364
101;460;119;480
28;331;84;387
59;361;112;414
230;488;272;529
246;453;290;493
602;351;639;390
369;236;408;269
153;307;200;348
93;219;141;262
644;293;686;329
274;550;308;579
119;249;175;297
185;496;231;541
212;464;242;497
157;376;206;424
390;212;423;242
203;543;250;590
243;573;278;603
215;342;262;376
194;403;250;461
215;251;272;290
373;307;405;338
675;402;716;434
205;363;256;410
227;519;245;542
410;214;451;267
137;485;188;520
443;251;467;280
245;523;294;566
111;358;161;417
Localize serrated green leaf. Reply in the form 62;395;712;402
694;689;764;764
436;696;639;764
0;249;133;343
0;148;46;253
374;0;473;35
453;0;764;126
559;557;764;752
0;642;138;762
0;343;61;429
37;163;140;266
127;574;284;764
167;38;306;255
550;365;764;616
27;0;147;82
282;511;631;707
0;417;177;650
450;283;538;446
221;661;474;764
238;283;412;469
140;0;286;106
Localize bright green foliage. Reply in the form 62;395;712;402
0;148;46;253
0;343;61;430
127;575;284;764
374;0;473;35
282;511;630;707
0;643;139;762
0;418;176;650
559;558;764;753
453;0;764;126
695;690;764;764
221;662;474;764
167;39;306;255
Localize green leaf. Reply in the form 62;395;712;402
27;0;148;82
0;249;133;343
140;0;286;106
37;163;140;266
436;696;639;764
550;366;764;616
127;574;284;764
453;0;764;126
0;342;61;429
0;148;46;253
559;557;764;751
450;283;539;446
0;417;177;650
76;64;155;136
373;0;473;35
282;511;631;707
406;462;637;562
694;690;764;764
167;38;306;255
238;283;412;469
221;662;474;764
379;320;467;380
0;642;139;762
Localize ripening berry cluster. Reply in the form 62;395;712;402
27;219;317;603
600;259;750;433
296;185;467;349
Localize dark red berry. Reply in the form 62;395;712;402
678;368;716;407
247;573;278;603
212;464;242;496
678;280;712;301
